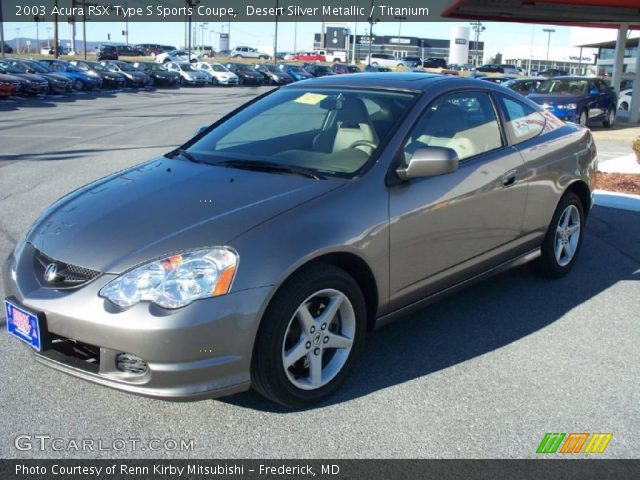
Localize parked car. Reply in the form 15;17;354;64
100;61;149;88
0;60;55;95
225;63;265;85
115;45;144;57
252;64;292;85
131;61;180;87
423;57;448;69
503;77;547;96
1;43;13;54
194;62;239;85
291;51;325;63
39;59;103;90
4;59;73;94
135;44;176;57
3;74;596;408
277;64;314;82
332;63;361;74
539;69;568;78
303;64;336;77
0;72;23;97
230;46;270;59
165;62;209;86
528;76;617;127
70;60;127;89
479;75;518;84
96;45;119;61
364;65;392;72
365;53;403;68
476;64;518;75
617;89;636;112
400;56;423;68
156;50;204;64
313;49;347;63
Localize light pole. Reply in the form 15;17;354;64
15;28;20;54
46;26;52;48
543;28;555;63
470;21;485;67
367;1;378;66
0;0;5;58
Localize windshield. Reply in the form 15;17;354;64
211;64;228;72
117;62;136;71
536;79;587;95
89;62;108;72
287;65;304;72
0;61;21;74
23;61;49;73
180;64;196;71
7;61;28;73
186;88;416;178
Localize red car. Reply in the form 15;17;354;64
291;51;326;63
0;72;22;97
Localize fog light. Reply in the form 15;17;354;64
116;353;148;375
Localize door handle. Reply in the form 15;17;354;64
502;170;517;187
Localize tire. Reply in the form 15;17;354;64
234;54;242;58
251;264;367;408
259;55;268;60
578;109;588;127
620;102;629;111
603;107;615;128
371;62;378;66
530;191;585;278
72;79;84;91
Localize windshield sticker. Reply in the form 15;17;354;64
294;93;327;105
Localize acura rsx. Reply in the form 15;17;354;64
3;73;597;407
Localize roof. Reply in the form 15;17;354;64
284;72;470;91
442;0;640;28
577;37;640;49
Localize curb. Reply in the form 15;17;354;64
593;189;640;212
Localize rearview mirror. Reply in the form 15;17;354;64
396;147;459;180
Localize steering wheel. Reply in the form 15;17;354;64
349;140;378;153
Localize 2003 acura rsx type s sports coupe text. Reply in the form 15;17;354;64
3;73;597;408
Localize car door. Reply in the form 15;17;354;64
388;90;527;310
585;79;605;120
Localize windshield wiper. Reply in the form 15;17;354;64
217;159;324;180
166;148;200;164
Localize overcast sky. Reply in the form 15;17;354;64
3;20;629;61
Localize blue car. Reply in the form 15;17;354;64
528;76;617;128
38;59;102;91
277;64;313;81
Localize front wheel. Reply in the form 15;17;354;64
530;191;585;278
251;264;366;408
72;79;84;91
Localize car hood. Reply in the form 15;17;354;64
15;73;48;82
528;94;584;105
29;158;342;274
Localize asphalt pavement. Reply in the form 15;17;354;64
0;87;638;459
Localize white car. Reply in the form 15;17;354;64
194;62;239;85
618;89;636;112
230;46;270;59
155;50;204;64
165;61;209;86
365;53;404;68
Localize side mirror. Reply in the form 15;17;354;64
195;125;208;136
589;89;600;95
396;146;459;181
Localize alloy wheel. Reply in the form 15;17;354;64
554;204;581;267
281;289;355;391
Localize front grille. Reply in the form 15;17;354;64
34;249;100;289
42;336;101;374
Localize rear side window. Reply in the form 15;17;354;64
403;91;503;162
496;94;546;144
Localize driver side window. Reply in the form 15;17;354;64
403;91;503;163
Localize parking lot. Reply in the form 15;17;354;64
0;87;639;459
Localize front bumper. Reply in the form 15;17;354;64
3;245;272;400
22;83;49;95
549;108;578;122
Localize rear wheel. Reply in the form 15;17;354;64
620;102;629;111
530;191;584;278
251;264;366;408
603;107;615;128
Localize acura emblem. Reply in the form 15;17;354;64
44;263;59;282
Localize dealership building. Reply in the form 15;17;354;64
312;26;483;64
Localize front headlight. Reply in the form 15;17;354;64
99;248;238;309
557;103;577;110
87;71;98;77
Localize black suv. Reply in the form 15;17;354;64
116;45;144;57
97;45;118;61
423;57;447;69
